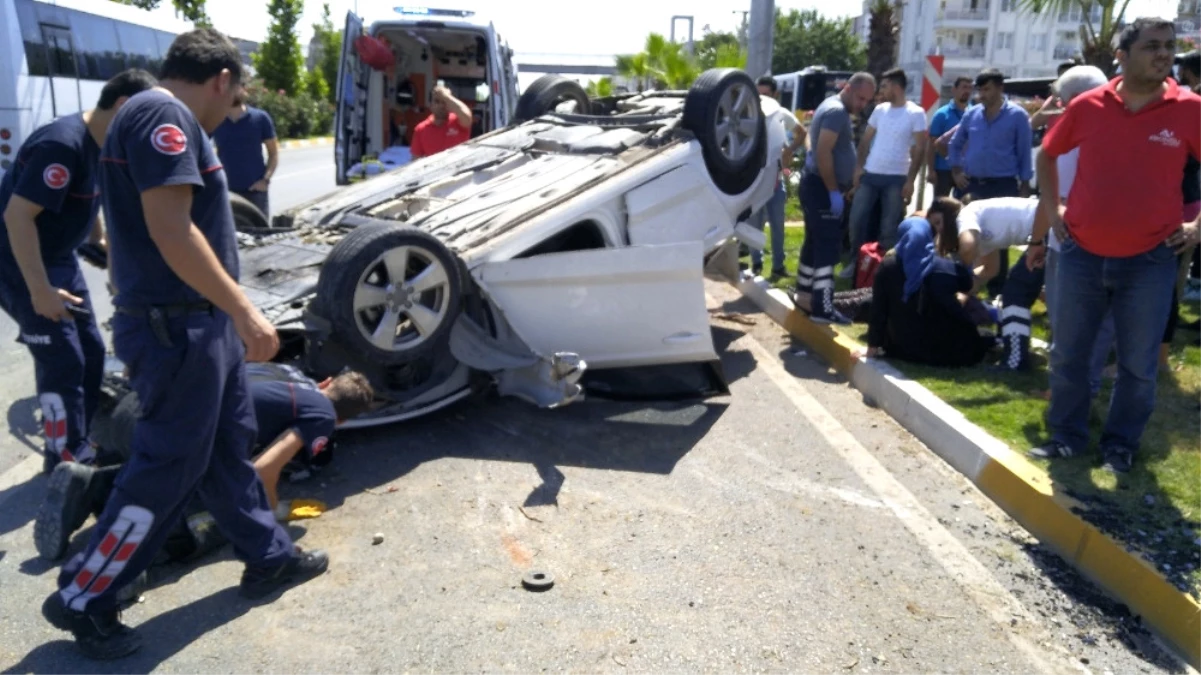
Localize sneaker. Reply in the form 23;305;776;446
239;547;330;600
41;592;142;660
809;309;853;326
1101;446;1134;474
770;267;788;279
35;463;97;561
751;263;763;277
1029;439;1075;459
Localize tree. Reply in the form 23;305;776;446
865;0;898;77
312;3;342;104
113;0;209;25
1017;0;1129;74
252;0;305;95
695;32;747;70
615;53;651;90
772;8;868;74
585;78;614;97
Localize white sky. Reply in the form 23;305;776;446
143;0;1177;57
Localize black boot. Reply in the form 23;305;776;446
42;592;142;660
34;463;98;561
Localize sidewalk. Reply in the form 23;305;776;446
734;274;1201;669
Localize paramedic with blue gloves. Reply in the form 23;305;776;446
0;69;157;473
42;29;329;661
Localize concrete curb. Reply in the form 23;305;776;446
279;136;333;150
734;273;1201;668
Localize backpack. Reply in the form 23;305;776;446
854;242;885;289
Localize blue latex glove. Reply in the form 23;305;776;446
828;190;845;219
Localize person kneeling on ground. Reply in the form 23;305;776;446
35;363;375;562
865;215;995;367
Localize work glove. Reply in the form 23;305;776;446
828;190;845;219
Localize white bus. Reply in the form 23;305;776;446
0;0;194;178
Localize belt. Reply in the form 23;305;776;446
115;301;213;318
967;177;1016;183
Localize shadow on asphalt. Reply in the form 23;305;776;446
2;587;251;675
0;471;43;542
6;396;41;454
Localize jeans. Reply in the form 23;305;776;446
1046;247;1115;397
849;172;906;255
749;181;787;272
1047;239;1177;453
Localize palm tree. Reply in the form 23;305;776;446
659;48;700;89
713;42;748;69
615;53;651;90
1017;0;1129;74
585;77;615;97
866;0;898;78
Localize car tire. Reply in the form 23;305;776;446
513;75;591;123
682;68;767;195
316;223;464;366
230;193;270;233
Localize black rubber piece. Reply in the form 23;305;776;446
513;75;591;123
521;569;555;592
230;192;269;233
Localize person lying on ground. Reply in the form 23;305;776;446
864;216;995;368
34;363;375;562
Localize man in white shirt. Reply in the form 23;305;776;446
848;68;928;262
748;76;806;278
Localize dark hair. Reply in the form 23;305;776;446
757;75;777;92
882;67;907;88
1117;17;1174;52
952;76;973;88
326;371;375;421
928;197;963;255
1056;61;1077;76
975;68;1005;87
1181;50;1201;78
96;69;157;110
160;28;243;86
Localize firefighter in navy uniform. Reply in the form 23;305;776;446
41;30;329;661
0;70;157;473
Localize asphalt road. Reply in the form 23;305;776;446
0;143;336;477
0;149;1191;673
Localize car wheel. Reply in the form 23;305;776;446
682;68;767;195
316;223;464;365
230;193;269;233
513;75;591;123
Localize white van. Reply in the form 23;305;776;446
334;6;520;185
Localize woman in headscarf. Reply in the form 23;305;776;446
865;217;995;367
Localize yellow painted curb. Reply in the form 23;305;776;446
279;136;333;149
748;288;1201;667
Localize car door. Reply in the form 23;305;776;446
473;241;718;369
335;11;369;186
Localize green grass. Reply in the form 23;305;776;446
744;227;1201;595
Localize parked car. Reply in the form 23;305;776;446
232;68;782;428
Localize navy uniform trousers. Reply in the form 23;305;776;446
796;171;844;318
56;309;293;613
997;250;1046;370
0;259;103;463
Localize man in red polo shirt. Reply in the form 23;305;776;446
410;84;472;159
1027;17;1201;473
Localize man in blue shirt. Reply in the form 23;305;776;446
926;76;973;198
211;94;277;219
948;69;1033;200
948;69;1033;297
41;29;328;660
0;70;157;473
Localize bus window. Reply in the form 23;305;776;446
71;12;126;80
152;30;175;74
42;25;80;80
14;0;48;76
115;23;161;71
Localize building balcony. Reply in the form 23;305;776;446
934;8;991;25
1053;45;1078;59
929;46;987;59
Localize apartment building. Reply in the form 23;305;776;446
856;0;1103;98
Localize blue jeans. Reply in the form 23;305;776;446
1047;239;1177;453
1045;247;1115;396
750;181;787;272
849;172;906;254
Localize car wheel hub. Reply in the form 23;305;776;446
714;82;759;164
351;245;452;353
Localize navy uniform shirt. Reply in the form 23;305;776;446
100;90;239;308
211;106;276;192
0;113;100;269
246;363;336;457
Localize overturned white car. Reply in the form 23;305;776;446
237;69;783;427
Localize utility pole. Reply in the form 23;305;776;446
745;0;775;79
733;10;749;49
